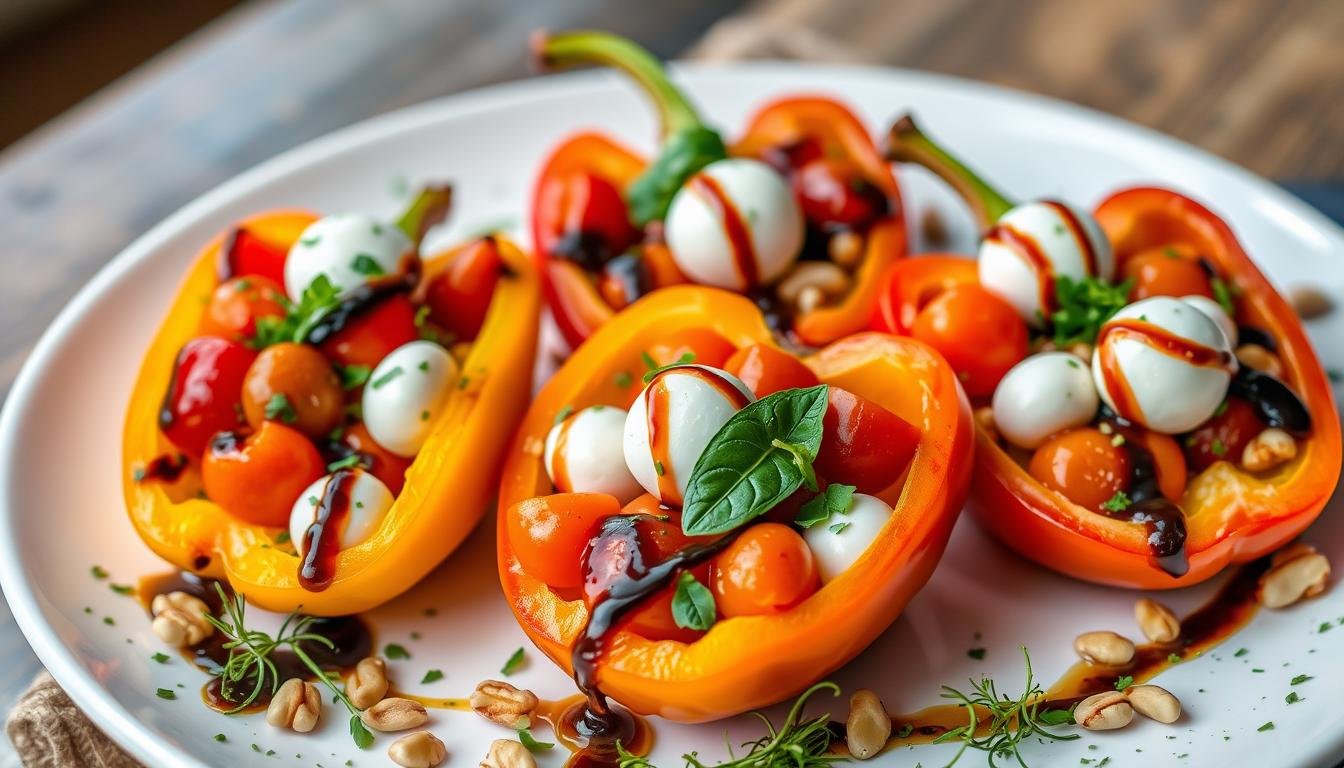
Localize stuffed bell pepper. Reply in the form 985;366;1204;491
124;187;540;615
876;117;1340;589
530;31;905;349
497;286;971;727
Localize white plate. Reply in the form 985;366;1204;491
2;63;1342;768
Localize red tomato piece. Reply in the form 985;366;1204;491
219;226;288;286
159;336;257;456
199;276;287;342
201;421;325;527
910;284;1028;398
425;238;503;342
318;294;419;370
793;158;888;231
1184;397;1264;473
814;387;920;494
724;343;819;397
534;171;637;265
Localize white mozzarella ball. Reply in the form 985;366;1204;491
1092;296;1235;434
361;341;458;457
992;351;1099;449
288;469;394;557
665;158;804;291
545;405;642;502
803;493;893;583
1181;294;1238;347
978;200;1114;325
622;365;755;506
284;213;414;300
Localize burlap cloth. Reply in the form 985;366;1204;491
4;18;861;768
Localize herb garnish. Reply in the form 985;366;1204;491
350;254;384;277
933;646;1078;766
204;585;374;748
501;647;526;676
616;681;841;768
517;725;555;753
1258;721;1275;732
263;393;297;424
90;565;108;580
152;652;171;664
642;353;697;383
1101;490;1131;513
252;275;343;348
1210;277;1236;316
670;571;716;631
327;454;364;472
1290;674;1312;685
681;386;828;536
156;688;176;700
384;643;411;660
370;366;404;390
1050;276;1133;346
420;669;444;684
795;483;856;529
338;364;371;390
1114;675;1134;691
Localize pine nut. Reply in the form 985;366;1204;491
845;689;891;759
1258;543;1331;608
777;262;851;312
150;591;213;647
1289;286;1333;319
1134;598;1181;643
265;678;321;733
1074;631;1135;666
1235;344;1283;378
388;731;447;768
481;738;537;768
345;656;389;709
1075;691;1133;730
1126;684;1181;723
361;697;429;732
1241;428;1297;473
828;230;865;268
471;680;539;728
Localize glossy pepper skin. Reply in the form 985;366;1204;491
970;188;1341;588
496;286;971;722
530;98;905;350
123;211;541;615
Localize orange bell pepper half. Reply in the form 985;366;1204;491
123;211;540;615
496;286;971;722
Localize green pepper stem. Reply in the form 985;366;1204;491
886;114;1016;228
533;29;703;139
395;184;454;246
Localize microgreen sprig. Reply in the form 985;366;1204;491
205;585;375;749
616;682;843;768
933;646;1078;767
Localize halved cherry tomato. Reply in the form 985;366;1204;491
534;171;637;266
218;226;289;287
724;343;819;397
1121;244;1213;301
711;523;818;617
505;493;618;591
870;255;978;335
425;238;503;342
241;343;344;439
793;158;887;231
199;276;287;342
1184;397;1263;473
815;387;919;494
201;421;325;527
318;294;419;370
159;336;256;456
910;284;1028;397
1028;428;1130;511
342;421;412;495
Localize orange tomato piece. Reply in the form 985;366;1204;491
724;343;819;397
504;493;618;590
201;421;325;527
711;523;818;617
1028;428;1131;511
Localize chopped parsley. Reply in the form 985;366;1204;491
326;454;364;472
417;360;430;372
1285;692;1303;704
967;647;986;660
90;565;108;580
109;584;134;596
1291;674;1313;685
517;726;555;752
1211;438;1228;457
827;521;852;535
337;364;371;390
1258;721;1275;732
1050;275;1133;345
151;652;171;664
1210;276;1236;316
1114;675;1134;691
795;483;856;529
1101;490;1131;513
155;688;176;700
384;643;411;660
213;733;227;742
263;393;297;424
251;274;342;348
501;647;526;676
350;254;384;276
894;723;914;739
370;366;405;390
642;351;696;383
1234;648;1249;657
420;669;444;684
553;404;574;425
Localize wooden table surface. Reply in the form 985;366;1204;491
0;0;1340;763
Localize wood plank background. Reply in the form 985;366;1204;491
0;1;1340;763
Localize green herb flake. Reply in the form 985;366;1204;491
156;688;176;700
517;727;555;753
90;565;109;580
1050;275;1134;345
501;647;526;676
614;371;633;388
152;652;171;664
1211;438;1228;457
384;643;411;660
967;647;987;660
828;521;851;534
1258;721;1275;732
654;460;665;476
110;583;134;596
338;364;371;390
370;365;405;390
263;393;297;424
895;723;914;739
102;616;115;626
300;235;321;247
1114;675;1134;691
671;571;716;631
1101;490;1131;513
1211;277;1236;316
1319;622;1334;634
327;454;363;472
795;483;856;529
1285;691;1303;704
350;254;385;277
642;352;697;383
420;669;444;684
1234;647;1249;657
1291;674;1313;685
213;733;226;742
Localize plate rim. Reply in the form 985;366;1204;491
2;59;1341;768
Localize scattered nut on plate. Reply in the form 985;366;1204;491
1126;684;1181;723
845;689;891;759
265;678;321;733
344;656;390;709
1258;542;1331;608
1075;690;1134;731
481;738;538;768
471;679;540;727
1074;630;1136;666
388;731;447;768
1134;598;1181;643
149;591;212;647
360;697;429;732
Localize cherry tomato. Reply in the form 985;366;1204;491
424;238;502;342
724;343;819;397
870;255;978;335
1029;428;1131;511
617;495;715;642
759;136;825;177
1121;245;1213;301
535;171;637;266
199;276;287;342
793;158;887;231
201;422;325;527
505;493;618;590
643;329;737;372
318;294;419;370
814;387;920;494
341;421;412;495
159;336;256;456
711;523;818;617
218;226;289;286
910;284;1028;397
1184;397;1264;473
241;343;344;439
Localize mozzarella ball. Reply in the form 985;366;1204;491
285;213;414;300
992;351;1099;449
1181;294;1238;347
803;493;893;583
665;158;804;291
978;200;1114;325
361;340;458;457
545;405;642;502
1092;296;1235;434
288;469;394;556
622;365;755;506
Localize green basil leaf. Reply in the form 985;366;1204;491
795;483;857;529
626;126;727;226
670;571;716;631
349;714;374;749
682;385;829;535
